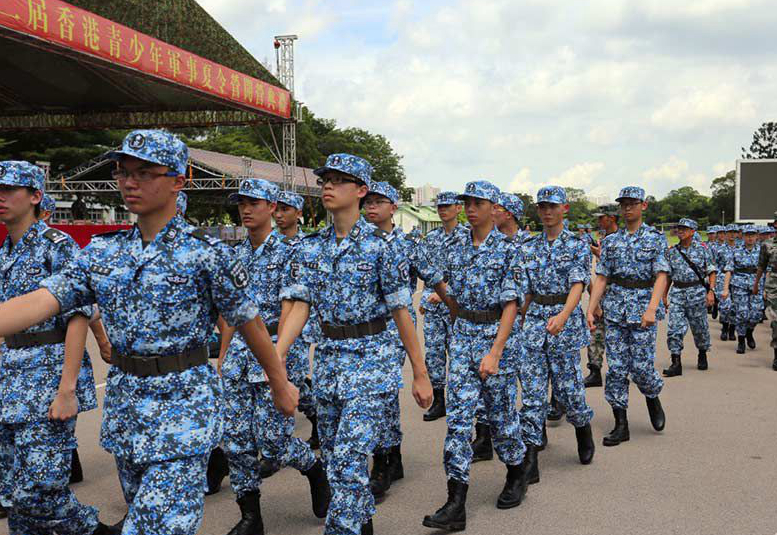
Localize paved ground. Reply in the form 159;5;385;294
2;302;776;535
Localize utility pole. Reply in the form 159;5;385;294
274;34;298;192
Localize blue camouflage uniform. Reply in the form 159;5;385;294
596;186;668;410
420;191;468;390
441;181;525;484
727;226;762;336
369;181;444;450
221;180;316;497
40;193;56;214
0;161;99;534
282;154;410;535
666;219;716;355
176;191;188;216
40;131;260;535
715;226;736;326
517;186;593;446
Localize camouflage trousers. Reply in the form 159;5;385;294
257;382;317;473
317;392;389;535
731;287;763;336
520;349;594;446
116;454;208;535
766;285;777;348
604;321;664;410
667;299;710;354
716;278;734;324
290;339;317;419
423;311;453;389
587;315;605;368
0;418;99;535
377;343;405;450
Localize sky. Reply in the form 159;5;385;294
197;0;777;202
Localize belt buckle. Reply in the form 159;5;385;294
135;355;160;377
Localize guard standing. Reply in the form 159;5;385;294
517;186;595;485
0;161;108;534
423;180;528;532
717;225;736;341
0;131;298;535
420;191;468;422
587;186;668;447
662;218;717;376
727;225;761;354
276;154;437;535
217;179;330;534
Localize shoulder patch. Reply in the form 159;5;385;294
189;228;220;245
92;229;127;240
404;233;421;244
373;228;389;240
43;228;69;245
303;230;321;239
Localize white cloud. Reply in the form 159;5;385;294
642;156;689;181
550;162;606;188
508;168;532;193
651;85;757;131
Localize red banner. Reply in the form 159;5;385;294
0;223;132;248
0;0;291;118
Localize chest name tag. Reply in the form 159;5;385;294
357;263;372;272
90;264;113;276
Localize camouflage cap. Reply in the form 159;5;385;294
436;191;462;206
40;194;56;213
759;226;772;235
107;129;189;175
314;153;374;187
176;192;188;215
369;181;400;204
593;204;619;218
0;161;45;191
676;218;698;230
742;225;757;234
725;224;738;232
706;225;719;233
228;178;279;204
615;186;646;202
277;190;304;211
458;180;500;203
497;192;524;220
536;185;567;204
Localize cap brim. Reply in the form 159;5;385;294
314;166;366;184
106;148;180;174
457;193;496;202
228;192;276;205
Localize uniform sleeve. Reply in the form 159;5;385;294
499;248;519;306
410;239;444;288
595;236;612;277
653;232;670;274
379;242;412;311
40;243;96;313
723;250;734;272
568;239;591;286
280;244;312;303
758;243;770;270
49;237;93;320
208;242;261;327
704;246;717;275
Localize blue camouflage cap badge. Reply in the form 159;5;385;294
536;185;567;204
0;160;46;191
369;181;399;204
616;186;646;202
458;180;500;203
228;178;279;204
277;190;304;211
436;191;461;206
676;218;698;230
107;129;189;175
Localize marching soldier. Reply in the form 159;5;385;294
0;131;298;535
587;186;668;447
755;213;777;370
727;225;761;354
420;192;468;422
276;154;439;535
662;219;717;376
717;225;737;341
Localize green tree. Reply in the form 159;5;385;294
709;170;735;224
742;122;777;159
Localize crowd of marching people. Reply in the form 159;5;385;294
0;128;775;535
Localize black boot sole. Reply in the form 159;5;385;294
496;489;527;509
471;451;494;462
602;436;629;447
662;369;682;377
583;380;603;388
422;517;466;531
423;412;446;422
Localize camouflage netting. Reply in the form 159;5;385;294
68;0;285;90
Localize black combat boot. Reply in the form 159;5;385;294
369;449;391;503
736;335;746;354
720;323;729;341
746;328;756;349
423;479;468;531
496;462;528;509
423;388;446;421
227;491;264;535
387;445;404;482
575;423;595;465
536;422;548;452
361;518;373;535
547;395;566;421
206;446;230;496
583;364;603;388
69;448;84;484
646;396;665;431
307;414;320;450
728;323;735;340
697;351;708;370
302;459;331;519
602;408;629;447
523;444;539;485
0;504;6;519
772;349;777;371
92;522;122;535
662;354;682;377
258;457;281;479
471;422;493;462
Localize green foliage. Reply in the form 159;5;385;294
742;122;777;159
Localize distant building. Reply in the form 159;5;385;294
413;184;441;206
395;204;442;235
586;194;610;206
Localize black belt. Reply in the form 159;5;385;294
610;277;656;289
113;346;210;378
672;280;703;289
5;328;66;349
533;294;569;305
734;267;757;274
457;308;501;324
265;323;279;337
321;318;387;340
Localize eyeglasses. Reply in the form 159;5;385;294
619;200;642;208
363;199;392;207
316;174;361;187
112;168;177;183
